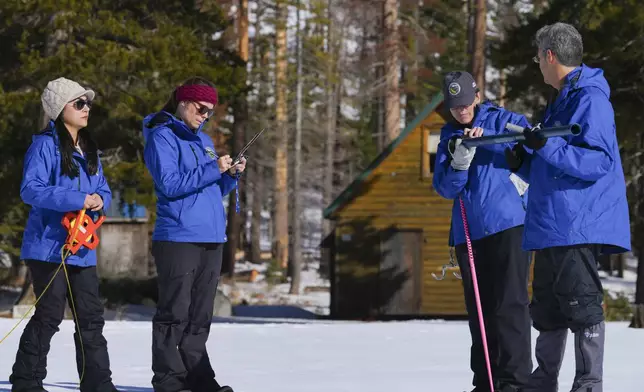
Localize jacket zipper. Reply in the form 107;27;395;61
77;163;82;265
189;145;199;164
189;143;218;239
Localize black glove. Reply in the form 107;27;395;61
522;126;546;150
505;143;527;172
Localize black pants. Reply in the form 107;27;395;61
10;260;114;392
455;225;532;392
151;241;224;392
530;245;604;333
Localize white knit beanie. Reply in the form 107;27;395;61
41;77;96;121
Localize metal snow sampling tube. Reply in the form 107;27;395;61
458;123;582;148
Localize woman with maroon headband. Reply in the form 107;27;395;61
142;77;245;392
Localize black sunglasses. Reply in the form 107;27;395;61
192;102;214;117
72;99;93;111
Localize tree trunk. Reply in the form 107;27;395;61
248;2;267;266
499;68;506;107
250;160;264;264
629;131;643;328
383;0;400;144
617;252;625;278
238;0;249;62
469;0;487;92
374;4;385;153
274;0;289;269
376;65;384;152
630;304;644;328
223;0;250;277
405;0;419;126
290;0;304;294
323;0;337;237
630;246;644;328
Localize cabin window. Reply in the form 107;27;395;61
421;128;439;178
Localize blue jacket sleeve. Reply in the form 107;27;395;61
536;93;614;181
218;172;238;197
95;159;112;212
144;129;222;199
432;136;468;199
478;112;532;155
20;140;87;212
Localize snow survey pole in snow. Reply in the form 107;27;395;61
460;122;582;148
458;197;495;392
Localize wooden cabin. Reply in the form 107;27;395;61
322;93;536;320
322;93;466;319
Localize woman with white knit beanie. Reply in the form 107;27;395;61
9;77;119;392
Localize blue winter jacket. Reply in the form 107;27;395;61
142;112;238;243
517;65;631;254
433;102;531;246
20;122;112;267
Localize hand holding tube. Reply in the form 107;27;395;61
504;144;527;172
521;124;547;150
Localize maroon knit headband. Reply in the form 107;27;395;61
175;84;218;106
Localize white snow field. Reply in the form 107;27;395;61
0;319;641;392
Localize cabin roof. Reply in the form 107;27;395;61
323;93;445;219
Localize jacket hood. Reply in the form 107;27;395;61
32;120;62;150
142;111;207;142
34;120;55;141
142;112;173;142
568;64;611;99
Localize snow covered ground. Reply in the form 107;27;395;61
0;319;641;392
221;260;331;316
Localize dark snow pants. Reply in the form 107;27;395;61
454;225;533;392
151;241;224;392
10;260;115;392
526;245;605;392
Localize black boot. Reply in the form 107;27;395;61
214;380;233;392
10;262;67;392
498;385;522;392
12;387;48;392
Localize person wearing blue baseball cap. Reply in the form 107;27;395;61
433;71;533;392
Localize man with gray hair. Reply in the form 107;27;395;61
504;22;631;392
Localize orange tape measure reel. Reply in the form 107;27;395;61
61;209;106;254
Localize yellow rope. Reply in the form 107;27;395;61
0;230;87;387
61;246;86;385
0;261;65;345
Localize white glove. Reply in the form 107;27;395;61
449;138;476;171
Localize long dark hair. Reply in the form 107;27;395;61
52;115;99;178
161;76;217;114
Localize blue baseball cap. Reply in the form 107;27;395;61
443;71;479;109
